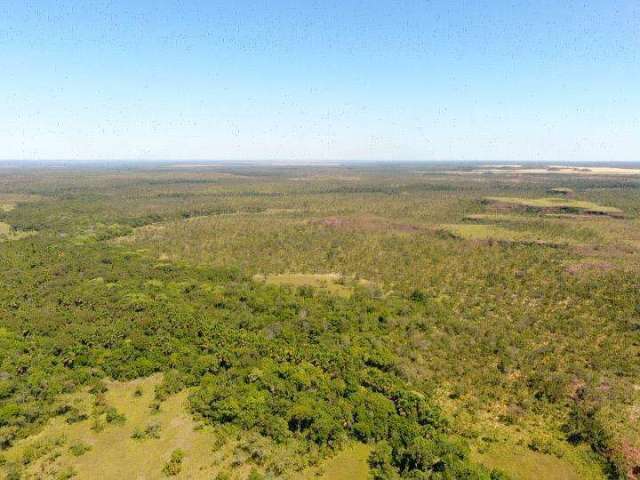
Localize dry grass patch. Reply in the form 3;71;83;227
0;374;374;480
438;224;567;246
296;443;371;480
463;213;538;224
0;375;253;480
0;222;35;242
0;193;43;212
483;197;623;217
471;442;602;480
253;273;375;298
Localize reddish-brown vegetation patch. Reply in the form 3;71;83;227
617;440;640;480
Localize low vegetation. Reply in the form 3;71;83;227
483;196;623;216
0;163;639;479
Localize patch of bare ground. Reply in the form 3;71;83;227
617;440;640;480
313;215;423;233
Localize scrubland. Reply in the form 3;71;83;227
0;163;639;479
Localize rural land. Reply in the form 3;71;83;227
0;162;639;480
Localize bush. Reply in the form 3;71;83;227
162;449;184;476
247;468;264;480
69;441;92;456
105;407;126;425
132;422;161;440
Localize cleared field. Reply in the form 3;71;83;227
463;213;540;224
298;443;370;479
483;197;623;216
0;375;231;479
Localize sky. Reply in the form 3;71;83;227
1;0;639;162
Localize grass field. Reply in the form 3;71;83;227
483;196;623;216
0;222;34;241
253;273;375;298
0;374;372;480
438;223;569;245
471;443;602;480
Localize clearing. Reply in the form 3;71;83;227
0;375;371;480
471;442;603;480
253;273;374;298
0;222;34;241
438;224;567;246
483;197;623;217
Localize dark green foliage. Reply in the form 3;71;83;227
564;404;610;453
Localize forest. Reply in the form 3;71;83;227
0;162;638;479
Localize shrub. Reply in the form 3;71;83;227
105;407;126;425
69;441;92;456
162;449;185;476
132;422;161;440
247;468;264;480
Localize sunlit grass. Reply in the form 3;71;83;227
483;196;623;216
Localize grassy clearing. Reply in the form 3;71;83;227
0;222;34;241
463;213;539;224
471;442;603;480
0;193;44;212
0;376;248;480
0;375;373;480
483;197;623;216
438;224;567;245
297;443;371;480
253;273;375;298
437;393;607;480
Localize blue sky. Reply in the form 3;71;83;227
1;0;638;161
